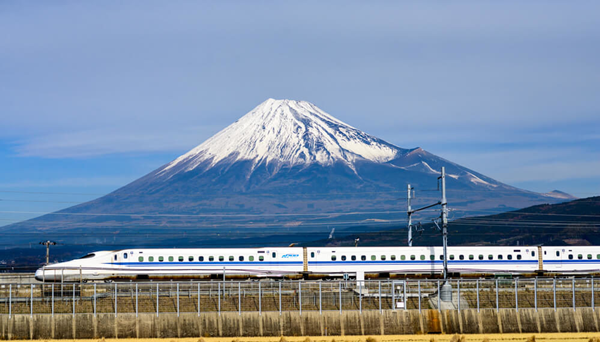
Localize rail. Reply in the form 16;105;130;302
0;278;597;317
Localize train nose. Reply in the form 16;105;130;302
34;268;44;281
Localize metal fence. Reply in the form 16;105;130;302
0;278;598;317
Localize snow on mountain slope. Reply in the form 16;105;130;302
159;99;404;177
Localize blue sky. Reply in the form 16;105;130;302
1;1;599;226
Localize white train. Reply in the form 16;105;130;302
34;245;600;282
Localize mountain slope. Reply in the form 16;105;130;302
0;99;571;254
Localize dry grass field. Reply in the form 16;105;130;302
7;334;600;342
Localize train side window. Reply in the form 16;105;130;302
239;256;244;261
449;255;455;260
342;255;347;261
188;256;194;262
124;253;128;259
588;254;592;260
568;254;573;260
209;256;214;261
488;255;493;260
430;255;435;261
371;255;376;261
556;251;560;257
219;256;224;261
380;255;386;260
578;254;583;260
391;255;396;260
410;255;416;261
159;256;164;262
178;256;184;262
229;256;234;261
517;255;522;260
507;255;512;260
459;255;464;260
401;255;406;260
479;255;484;260
439;255;443;260
311;252;315;258
259;256;264;261
168;256;174;262
351;255;357;261
199;256;204;262
420;255;426;260
361;255;366;261
272;252;276;258
331;255;337;261
597;254;600;259
149;256;154;262
139;256;144;262
468;255;474;260
249;256;254;261
498;255;503;260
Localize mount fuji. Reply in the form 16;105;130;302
1;99;573;252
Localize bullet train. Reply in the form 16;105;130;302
35;245;600;282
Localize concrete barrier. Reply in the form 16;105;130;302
1;308;599;339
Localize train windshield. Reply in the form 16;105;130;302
78;253;96;259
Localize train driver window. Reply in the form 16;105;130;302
351;255;357;261
588;254;592;260
578;254;583;260
259;256;264;261
249;256;254;261
468;255;474;260
139;256;144;262
507;255;512;260
488;255;493;260
517;255;522;260
331;255;337;261
449;255;455;260
199;256;204;261
459;255;464;260
123;253;128;259
479;255;484;260
371;255;376;261
361;255;366;261
219;256;224;261
178;256;184;262
311;252;315;258
410;255;416;260
239;256;244;261
341;255;346;261
159;256;164;262
229;256;234;261
209;256;214;261
149;256;154;262
497;255;503;260
380;255;386;260
391;255;396;260
568;254;573;260
272;252;276;258
189;256;194;261
168;256;174;262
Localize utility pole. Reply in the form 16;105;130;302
407;184;413;246
440;166;453;302
39;241;57;265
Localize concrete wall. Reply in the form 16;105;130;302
1;308;599;339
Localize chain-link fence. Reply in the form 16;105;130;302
1;278;599;316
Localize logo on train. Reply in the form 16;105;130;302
282;254;299;258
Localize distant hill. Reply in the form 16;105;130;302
302;196;600;247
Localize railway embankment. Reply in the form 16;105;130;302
1;308;600;339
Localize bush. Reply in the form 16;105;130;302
450;335;465;342
279;337;288;342
365;337;377;342
526;336;536;342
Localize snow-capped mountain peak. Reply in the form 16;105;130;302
160;99;403;175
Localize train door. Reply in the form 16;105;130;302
556;249;563;268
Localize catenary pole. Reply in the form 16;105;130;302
407;184;412;246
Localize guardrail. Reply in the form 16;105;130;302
0;278;597;317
